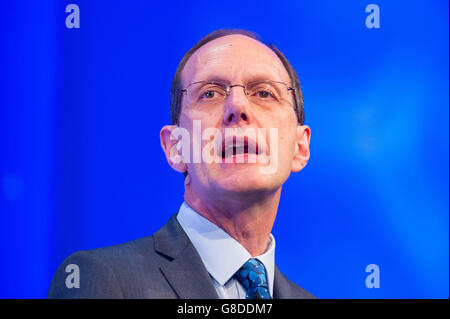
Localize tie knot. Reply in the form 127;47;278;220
234;258;271;299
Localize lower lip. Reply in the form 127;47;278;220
220;154;259;164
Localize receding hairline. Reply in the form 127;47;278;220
180;34;291;88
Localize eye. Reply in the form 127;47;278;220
252;88;277;100
202;90;218;99
247;82;280;102
196;84;226;101
256;90;273;99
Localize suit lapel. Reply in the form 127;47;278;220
159;243;219;299
154;214;219;299
273;265;316;299
273;265;294;299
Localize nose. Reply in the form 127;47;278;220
223;85;251;126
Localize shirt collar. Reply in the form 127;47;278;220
177;201;275;294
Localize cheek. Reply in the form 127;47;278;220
186;104;224;120
277;126;298;165
258;104;297;126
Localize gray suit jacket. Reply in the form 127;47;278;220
48;214;315;299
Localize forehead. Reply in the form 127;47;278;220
181;34;290;86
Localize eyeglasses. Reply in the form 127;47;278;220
181;80;295;108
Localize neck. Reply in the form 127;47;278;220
184;184;281;257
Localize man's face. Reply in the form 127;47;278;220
168;35;310;198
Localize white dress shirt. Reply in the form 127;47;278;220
177;201;275;299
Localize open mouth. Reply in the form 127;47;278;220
220;136;262;159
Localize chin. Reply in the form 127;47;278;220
210;166;280;194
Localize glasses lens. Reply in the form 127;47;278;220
185;80;293;108
246;81;285;105
188;82;227;104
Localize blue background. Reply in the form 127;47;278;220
0;0;448;298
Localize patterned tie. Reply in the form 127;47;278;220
234;258;272;299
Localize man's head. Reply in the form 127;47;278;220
160;29;311;203
170;29;305;126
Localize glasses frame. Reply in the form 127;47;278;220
181;80;296;108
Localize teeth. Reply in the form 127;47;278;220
219;133;265;159
234;140;246;148
233;145;246;155
223;142;256;157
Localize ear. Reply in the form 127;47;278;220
160;125;188;174
291;125;311;173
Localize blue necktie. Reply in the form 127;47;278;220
234;258;272;299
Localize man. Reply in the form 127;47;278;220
48;29;314;299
